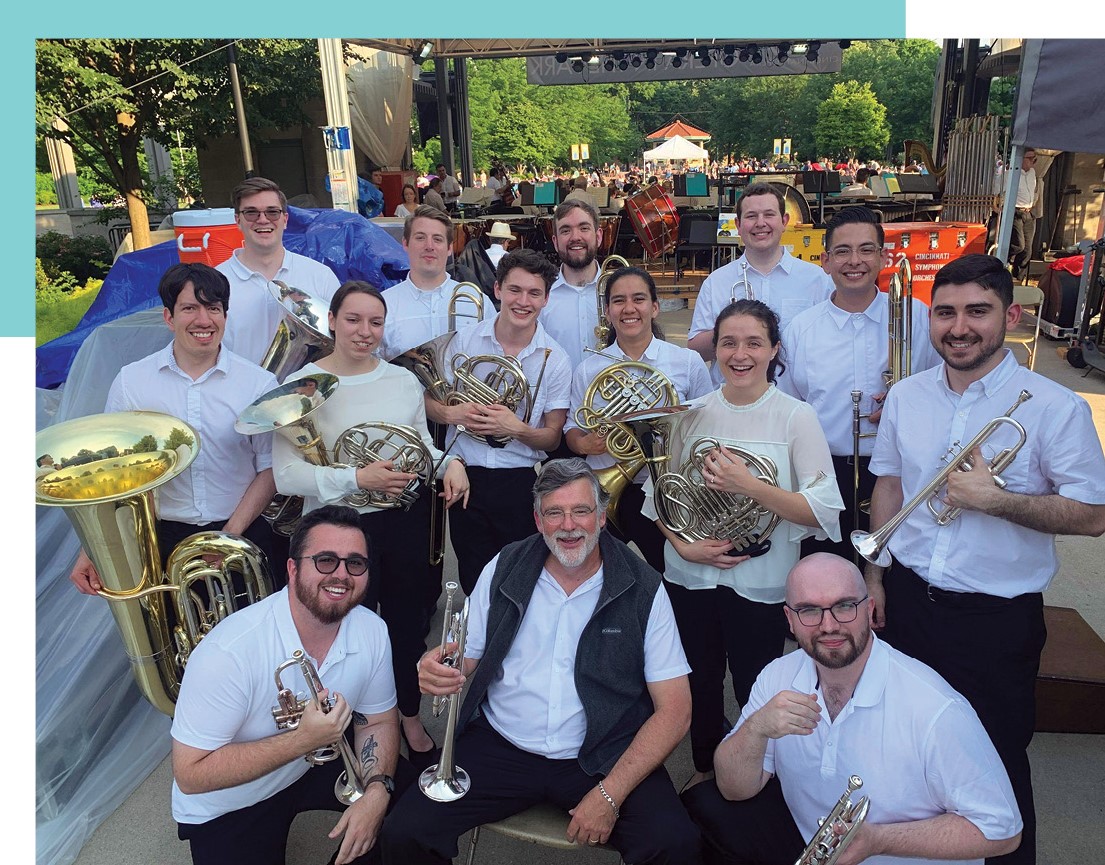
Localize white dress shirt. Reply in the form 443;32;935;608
218;249;341;370
379;275;485;360
539;265;602;368
442;317;573;469
778;292;940;456
105;342;278;524
272;361;456;515
564;336;714;477
689;251;834;385
870;350;1105;595
641;387;843;603
730;635;1022;865
171;588;395;823
465;555;690;759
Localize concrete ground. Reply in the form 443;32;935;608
71;296;1105;865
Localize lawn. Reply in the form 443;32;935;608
36;282;102;346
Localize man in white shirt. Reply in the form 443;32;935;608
172;505;411;865
687;182;833;385
425;249;572;594
992;149;1040;281
538;198;605;369
484;220;513;268
685;553;1023;865
68;262;283;592
379;205;482;362
382;460;701;865
778;206;939;561
866;254;1105;865
218;176;341;371
437;162;462;210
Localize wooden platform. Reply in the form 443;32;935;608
1036;606;1105;734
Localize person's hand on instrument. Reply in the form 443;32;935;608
356;460;418;497
69;549;103;595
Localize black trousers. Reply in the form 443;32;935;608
681;777;804;865
178;756;417;865
358;492;438;718
881;561;1044;865
449;466;537;595
1009;210;1036;280
380;717;702;865
159;516;288;590
799;455;871;563
664;582;789;773
607;482;666;574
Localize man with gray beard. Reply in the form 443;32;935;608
683;554;1022;865
382;459;702;865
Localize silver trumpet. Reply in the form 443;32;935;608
795;775;870;865
272;649;364;805
420;581;471;802
851;390;1033;567
730;257;752;304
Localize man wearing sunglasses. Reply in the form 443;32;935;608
220;176;341;371
171;504;414;865
684;553;1022;865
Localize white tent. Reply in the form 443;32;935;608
643;134;709;161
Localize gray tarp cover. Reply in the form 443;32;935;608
1014;40;1105;153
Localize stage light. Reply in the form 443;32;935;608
645;57;655;69
618;59;629;70
631;55;642;68
555;52;568;64
572;59;585;72
414;41;433;62
807;40;821;62
752;47;763;64
738;47;751;63
777;42;790;62
839;40;852;49
672;56;683;68
604;58;615;71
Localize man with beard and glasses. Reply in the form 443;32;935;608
382;459;702;865
684;554;1023;865
863;254;1105;865
171;505;415;865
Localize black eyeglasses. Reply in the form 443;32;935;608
785;596;868;627
237;207;286;222
298;553;369;576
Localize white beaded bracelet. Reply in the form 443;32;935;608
597;781;620;819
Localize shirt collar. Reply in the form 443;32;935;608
826;290;882;328
158;339;228;382
787;633;888;711
225;247;290;280
743;248;792;277
273;586;360;670
554;265;600;291
938;348;1019;398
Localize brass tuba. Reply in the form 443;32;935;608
575;354;678;526
261;281;335;382
36;411;272;715
796;775;870;865
272;649;364;805
594;254;631;346
852;390;1033;567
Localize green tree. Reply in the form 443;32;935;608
36;39;323;249
131;434;158;453
164;427;196;451
815;81;890;160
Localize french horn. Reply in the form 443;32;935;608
36;411;272;715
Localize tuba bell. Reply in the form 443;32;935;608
261;281;335;382
36;411;272;715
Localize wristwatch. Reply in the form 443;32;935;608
364;773;395;795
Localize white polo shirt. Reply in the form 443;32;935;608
778;292;940;457
219;249;341;370
464;554;690;759
732;635;1022;864
565;336;714;477
688;251;833;385
105;342;277;524
539;265;602;368
171;588;395;823
870;350;1105;596
442;317;572;469
379;275;485;361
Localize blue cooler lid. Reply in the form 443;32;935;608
172;207;237;228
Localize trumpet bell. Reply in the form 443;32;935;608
849;529;891;568
418;765;471;802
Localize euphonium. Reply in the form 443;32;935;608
575;354;678;526
36;411;272;715
796;775;870;865
420;582;471;802
655;438;781;558
235;373;341;535
261;281;335;382
851;390;1033;567
594;255;631;345
272;649;365;806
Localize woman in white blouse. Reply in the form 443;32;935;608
394;183;420;218
273;280;469;763
642;298;842;786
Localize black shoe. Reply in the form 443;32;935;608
401;727;441;773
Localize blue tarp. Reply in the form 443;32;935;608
36;206;410;389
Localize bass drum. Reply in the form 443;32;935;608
625;185;680;258
767;181;813;226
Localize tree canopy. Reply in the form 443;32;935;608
815;81;890;159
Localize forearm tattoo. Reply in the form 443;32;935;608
360;734;379;774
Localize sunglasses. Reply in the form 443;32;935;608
237;207;286;222
298;553;369;576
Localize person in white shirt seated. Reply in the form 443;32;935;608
683;553;1023;865
394;183;420;219
381;459;702;865
484;220;514;268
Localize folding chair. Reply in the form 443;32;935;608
1005;285;1045;370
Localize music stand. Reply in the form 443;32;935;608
800;171;841;224
893;173;940;220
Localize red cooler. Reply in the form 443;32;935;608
173;208;243;266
